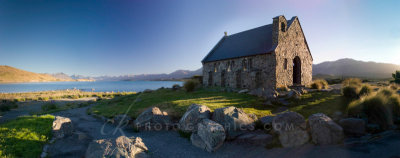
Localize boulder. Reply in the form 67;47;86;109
179;104;211;132
52;116;73;139
234;130;273;146
85;136;148;158
191;119;226;152
212;106;255;139
308;113;344;145
260;115;275;129
272;112;309;147
287;90;301;99
133;107;172;131
339;118;366;136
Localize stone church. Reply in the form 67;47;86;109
201;15;312;97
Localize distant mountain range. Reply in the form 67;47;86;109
2;58;398;83
313;58;400;79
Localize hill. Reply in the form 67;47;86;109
0;65;68;83
94;68;202;81
313;58;400;79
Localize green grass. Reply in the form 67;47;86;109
90;88;274;119
0;115;54;158
90;88;348;121
289;92;350;118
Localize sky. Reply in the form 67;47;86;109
0;0;399;76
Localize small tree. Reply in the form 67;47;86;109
393;70;400;84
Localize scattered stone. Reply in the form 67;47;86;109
179;104;211;132
191;119;226;152
287;90;301;99
272;111;309;148
234;130;273;146
238;89;249;94
308;113;344;145
212;106;255;139
339;118;366;136
85;136;148;158
133;107;172;131
52;116;73;139
247;113;258;121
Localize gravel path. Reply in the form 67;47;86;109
46;105;400;158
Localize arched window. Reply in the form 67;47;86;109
281;22;286;32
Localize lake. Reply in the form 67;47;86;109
0;81;183;93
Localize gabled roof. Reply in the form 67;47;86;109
202;24;276;63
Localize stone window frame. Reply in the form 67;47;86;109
281;22;286;32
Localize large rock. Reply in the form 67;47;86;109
339;118;366;136
85;136;148;158
308;113;344;145
191;119;226;152
234;130;273;146
133;107;172;131
212;106;255;139
52;116;73;139
179;104;211;132
260;116;275;128
272;111;309;147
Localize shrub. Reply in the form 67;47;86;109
172;84;181;91
377;88;394;97
39;97;49;101
310;79;329;90
392;70;400;84
183;79;200;92
342;86;359;99
347;89;400;130
342;78;362;87
359;85;372;96
41;103;57;111
389;84;399;90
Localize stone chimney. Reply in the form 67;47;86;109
272;15;287;45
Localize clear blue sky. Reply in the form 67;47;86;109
0;0;399;76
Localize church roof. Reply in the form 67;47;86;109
202;24;275;63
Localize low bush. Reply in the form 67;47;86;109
347;89;400;130
342;86;360;99
342;78;362;87
0;102;18;112
41;103;57;112
310;79;329;90
183;79;200;92
359;85;372;96
39;97;49;101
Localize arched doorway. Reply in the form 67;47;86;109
293;56;301;85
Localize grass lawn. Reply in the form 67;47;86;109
90;88;349;120
289;91;350;118
90;88;275;119
0;115;54;158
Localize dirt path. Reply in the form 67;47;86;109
46;104;400;158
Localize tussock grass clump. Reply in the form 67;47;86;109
359;85;373;97
310;79;329;90
342;86;360;99
183;79;200;92
41;103;57;112
342;78;363;87
347;89;400;130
